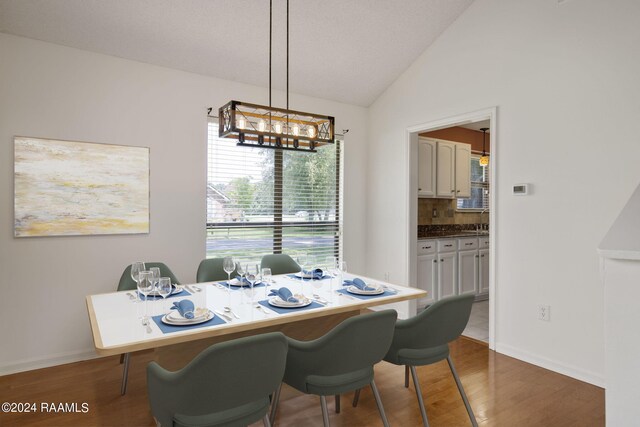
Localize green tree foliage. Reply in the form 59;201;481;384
227;177;255;216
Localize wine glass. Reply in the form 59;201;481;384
149;266;160;294
157;277;172;313
339;260;348;286
296;254;308;296
137;271;154;324
245;264;259;305
236;262;246;303
223;257;235;292
261;268;272;299
130;262;145;303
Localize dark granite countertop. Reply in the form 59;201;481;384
418;231;489;240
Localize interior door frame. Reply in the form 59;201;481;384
405;107;497;350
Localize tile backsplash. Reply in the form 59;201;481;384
418;198;489;225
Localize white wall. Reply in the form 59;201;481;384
366;0;640;386
0;34;368;374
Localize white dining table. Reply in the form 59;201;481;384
86;273;426;394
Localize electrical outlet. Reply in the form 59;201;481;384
384;272;390;281
538;305;551;321
432;209;438;218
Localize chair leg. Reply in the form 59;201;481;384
120;353;131;396
409;366;429;427
370;379;390;427
269;383;282;425
405;365;410;388
446;356;478;427
334;394;340;413
320;396;331;427
352;388;361;407
262;413;272;427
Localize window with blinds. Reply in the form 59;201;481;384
207;120;343;268
457;155;489;210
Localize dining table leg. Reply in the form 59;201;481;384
120;352;131;395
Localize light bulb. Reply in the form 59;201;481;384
479;155;489;167
273;121;283;134
236;117;246;130
257;119;266;132
307;126;317;138
292;124;300;136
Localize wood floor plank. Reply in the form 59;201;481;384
0;338;603;427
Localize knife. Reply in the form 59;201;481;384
214;310;233;321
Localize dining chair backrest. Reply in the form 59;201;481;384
147;332;288;427
287;310;397;378
393;294;474;350
117;262;181;291
196;258;237;283
260;254;300;276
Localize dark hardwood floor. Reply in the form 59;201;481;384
0;338;604;426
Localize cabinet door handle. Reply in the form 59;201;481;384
445;244;452;247
481;254;485;257
456;190;461;193
440;259;444;262
475;255;479;258
433;260;437;263
418;188;422;191
465;243;473;246
451;190;455;193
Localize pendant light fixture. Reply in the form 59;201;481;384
216;0;335;152
479;127;490;167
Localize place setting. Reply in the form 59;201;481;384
151;299;227;334
257;286;324;315
336;277;399;300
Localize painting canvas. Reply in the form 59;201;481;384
14;137;149;237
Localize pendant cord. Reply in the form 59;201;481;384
286;0;290;146
269;0;272;143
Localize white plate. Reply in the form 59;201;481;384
268;297;312;308
162;310;213;326
146;285;184;297
347;285;384;295
293;272;314;279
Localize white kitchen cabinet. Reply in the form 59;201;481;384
418;138;436;197
437;251;457;299
436;141;456;198
455;143;471;198
417;254;437;308
458;250;478;295
479;248;490;295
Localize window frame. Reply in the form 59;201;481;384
456;154;490;212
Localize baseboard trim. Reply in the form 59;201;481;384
495;342;605;388
0;349;101;376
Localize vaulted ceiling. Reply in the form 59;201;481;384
0;0;474;106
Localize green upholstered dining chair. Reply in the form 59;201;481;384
147;332;288;427
117;262;181;291
196;258;237;283
354;294;477;427
260;254;300;276
270;310;397;427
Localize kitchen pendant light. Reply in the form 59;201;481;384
216;0;334;152
479;127;490;167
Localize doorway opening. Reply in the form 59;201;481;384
406;108;497;349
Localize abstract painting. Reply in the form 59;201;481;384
14;137;149;237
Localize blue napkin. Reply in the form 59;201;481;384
303;268;325;280
234;276;251;286
343;278;377;291
269;287;299;303
171;300;195;319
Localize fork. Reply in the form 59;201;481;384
126;292;136;301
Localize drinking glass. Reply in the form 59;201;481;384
137;271;154;324
339;260;348;286
296;254;308;296
223;257;235;292
157;277;172;313
130;262;145;303
261;268;272;299
326;257;339;290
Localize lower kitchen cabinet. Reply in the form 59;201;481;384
458;249;478;295
417;254;437;307
437;252;457;300
479;248;490;295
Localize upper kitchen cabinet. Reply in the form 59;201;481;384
418;138;436;197
419;137;471;199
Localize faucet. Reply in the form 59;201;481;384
477;208;489;233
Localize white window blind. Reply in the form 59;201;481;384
207;120;343;268
457;155;489;210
